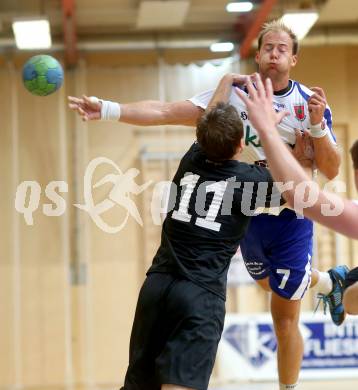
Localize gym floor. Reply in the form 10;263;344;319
33;381;357;390
210;380;357;389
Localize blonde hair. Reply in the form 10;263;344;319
258;19;299;55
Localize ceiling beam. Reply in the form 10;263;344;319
239;0;277;59
62;0;78;67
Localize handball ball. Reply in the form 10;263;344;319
22;55;64;96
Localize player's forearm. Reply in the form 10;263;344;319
303;193;358;239
313;136;341;180
120;100;199;126
120;100;172;126
206;74;235;111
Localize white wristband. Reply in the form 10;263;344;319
89;96;121;121
309;122;327;138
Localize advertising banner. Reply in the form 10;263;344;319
217;312;358;381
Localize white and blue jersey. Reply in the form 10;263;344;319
189;80;337;300
189;80;336;164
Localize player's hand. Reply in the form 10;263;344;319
68;95;102;121
308;87;327;125
292;129;314;168
235;73;289;133
229;73;255;87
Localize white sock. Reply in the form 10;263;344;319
315;271;333;295
280;382;298;389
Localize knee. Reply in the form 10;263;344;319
274;317;299;339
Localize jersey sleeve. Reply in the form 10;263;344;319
187;89;214;110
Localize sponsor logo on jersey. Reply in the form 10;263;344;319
273;102;286;110
245;125;261;148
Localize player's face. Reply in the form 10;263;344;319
255;31;297;80
354;169;358;192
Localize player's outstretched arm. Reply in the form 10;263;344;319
68;95;202;126
236;74;358;239
67;73;247;126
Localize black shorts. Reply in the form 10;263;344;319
121;272;225;390
344;267;358;290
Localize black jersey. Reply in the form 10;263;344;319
147;142;279;299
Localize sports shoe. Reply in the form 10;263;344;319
316;265;349;326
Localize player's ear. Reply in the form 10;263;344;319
255;51;260;65
239;138;245;151
291;54;298;67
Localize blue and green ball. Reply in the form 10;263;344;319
22;55;64;96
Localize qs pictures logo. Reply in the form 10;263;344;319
15;157;153;234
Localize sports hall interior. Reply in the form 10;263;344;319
0;1;357;389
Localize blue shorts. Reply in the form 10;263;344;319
240;208;313;300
